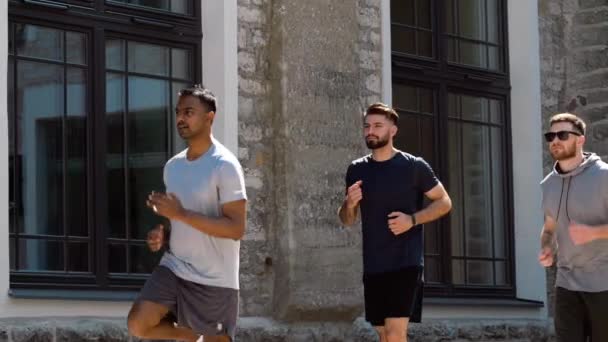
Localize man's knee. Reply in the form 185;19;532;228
385;329;406;342
127;309;148;338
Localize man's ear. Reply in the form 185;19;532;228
390;124;398;138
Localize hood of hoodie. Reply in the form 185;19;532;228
551;152;601;178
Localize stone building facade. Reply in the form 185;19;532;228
0;0;606;341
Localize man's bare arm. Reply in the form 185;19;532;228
413;183;452;224
176;199;247;240
541;214;557;250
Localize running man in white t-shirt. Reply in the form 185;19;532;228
127;85;247;342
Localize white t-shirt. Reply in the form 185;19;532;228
159;138;247;290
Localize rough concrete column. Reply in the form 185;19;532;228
267;0;383;320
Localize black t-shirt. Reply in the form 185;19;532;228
345;151;439;275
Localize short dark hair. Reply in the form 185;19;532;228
550;112;586;135
364;102;399;125
178;85;217;113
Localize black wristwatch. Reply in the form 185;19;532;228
411;213;417;226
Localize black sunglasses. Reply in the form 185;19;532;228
544;130;582;142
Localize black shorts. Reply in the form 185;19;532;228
363;266;424;326
554;286;608;342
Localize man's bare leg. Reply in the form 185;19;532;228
127;300;199;342
374;326;387;342
201;335;231;342
384;318;409;342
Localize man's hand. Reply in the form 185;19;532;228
345;180;363;209
387;211;414;235
569;222;597;245
147;192;185;220
147;224;165;252
538;247;554;267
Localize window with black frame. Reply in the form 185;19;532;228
390;0;513;297
8;0;201;292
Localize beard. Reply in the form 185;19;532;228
550;142;577;161
365;135;390;149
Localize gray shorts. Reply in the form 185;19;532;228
137;266;239;340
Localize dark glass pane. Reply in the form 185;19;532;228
417;31;433;57
395;114;419;154
392;84;417;112
489;99;502;124
491;127;505;258
488;46;500;71
17;61;64;236
128;42;169;76
128;77;169;154
448;121;464;257
129;166;164;239
458;40;487;69
16;24;64;62
418;87;434;114
495;261;508;285
108;244;127;273
172;82;189;152
9;23;14;55
424;220;440;254
106;72;126;238
130;244;161;274
68;242;89;272
9;238;16;270
448;93;459;118
467;260;493;285
416;0;432;29
452;259;465;284
447;39;458;65
108;0;193;15
462;123;492;258
171;48;191;80
424;256;442;283
458;0;486;41
8;57;15;233
18;239;64;271
66;32;87;65
391;25;416;55
419;116;435;164
66;70;87;236
461;95;488;122
391;0;415;25
445;0;455;34
106;39;125;71
487;0;500;44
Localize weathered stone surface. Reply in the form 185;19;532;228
0;317;556;341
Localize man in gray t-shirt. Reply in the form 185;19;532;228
127;86;247;342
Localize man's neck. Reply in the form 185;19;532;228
557;151;585;173
371;145;397;162
187;134;213;161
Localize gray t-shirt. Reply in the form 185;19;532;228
541;153;608;292
159;138;247;290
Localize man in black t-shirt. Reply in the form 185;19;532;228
338;103;452;342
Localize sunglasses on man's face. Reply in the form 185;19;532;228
543;130;582;142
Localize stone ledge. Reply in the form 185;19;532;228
0;317;555;341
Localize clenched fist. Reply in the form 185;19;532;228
346;180;363;209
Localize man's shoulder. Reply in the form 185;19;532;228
349;154;372;168
540;171;558;188
210;140;242;170
166;149;188;166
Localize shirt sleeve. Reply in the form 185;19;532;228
345;164;355;193
415;157;439;193
218;160;247;204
